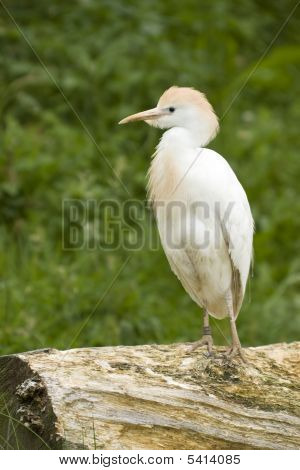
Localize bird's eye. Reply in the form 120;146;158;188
168;107;175;113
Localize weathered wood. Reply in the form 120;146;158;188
0;342;299;450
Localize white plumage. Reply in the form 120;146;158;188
119;86;254;359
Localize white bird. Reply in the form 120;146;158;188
119;86;254;360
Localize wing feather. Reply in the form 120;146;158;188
219;197;254;317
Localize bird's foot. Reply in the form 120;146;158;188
224;344;246;363
189;334;214;357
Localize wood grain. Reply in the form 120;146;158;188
0;342;299;449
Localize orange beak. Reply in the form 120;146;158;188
118;107;168;124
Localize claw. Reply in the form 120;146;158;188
224;344;247;363
189;334;214;355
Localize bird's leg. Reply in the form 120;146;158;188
190;310;214;356
225;292;246;362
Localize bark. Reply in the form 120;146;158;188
0;342;299;450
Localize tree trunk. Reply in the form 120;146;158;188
0;342;299;450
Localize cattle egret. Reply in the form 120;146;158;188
119;86;254;360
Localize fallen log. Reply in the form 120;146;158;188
0;342;299;450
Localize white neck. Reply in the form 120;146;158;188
147;128;200;203
160;114;219;149
159;126;207;151
147;118;219;203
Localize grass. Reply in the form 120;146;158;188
0;0;299;355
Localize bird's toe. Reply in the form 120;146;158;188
189;335;214;355
224;345;247;363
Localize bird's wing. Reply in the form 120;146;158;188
218;192;254;317
195;149;254;317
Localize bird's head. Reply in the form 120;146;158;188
119;86;219;146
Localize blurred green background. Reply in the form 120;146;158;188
0;0;299;354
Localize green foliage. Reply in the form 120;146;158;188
0;0;299;354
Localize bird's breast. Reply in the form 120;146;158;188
147;146;229;254
148;150;180;203
147;143;200;203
